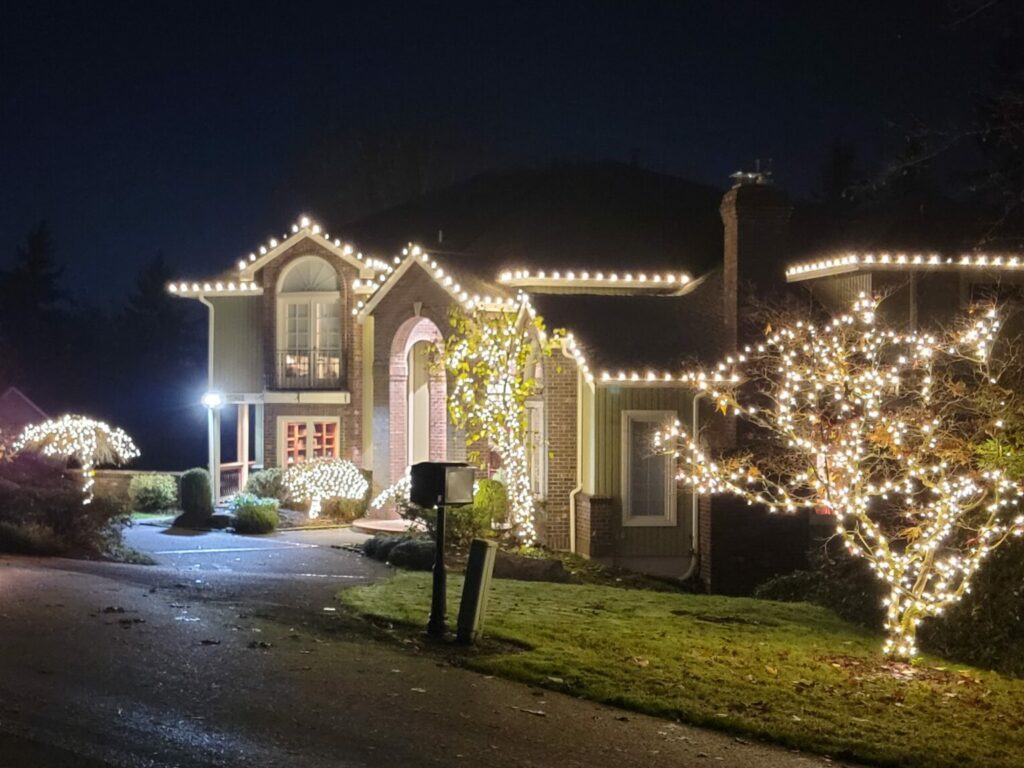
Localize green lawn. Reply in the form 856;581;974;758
342;573;1024;768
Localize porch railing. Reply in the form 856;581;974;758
274;347;343;390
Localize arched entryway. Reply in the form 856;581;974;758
388;316;447;483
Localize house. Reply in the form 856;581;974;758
0;386;47;436
170;163;814;590
785;249;1024;327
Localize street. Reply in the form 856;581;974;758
0;524;847;767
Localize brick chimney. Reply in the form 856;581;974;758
719;170;793;350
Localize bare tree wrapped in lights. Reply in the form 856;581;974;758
657;294;1024;660
13;415;140;504
445;302;546;545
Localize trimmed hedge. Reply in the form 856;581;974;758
321;496;367;523
244;468;288;503
128;473;178;513
755;541;1024;677
232;494;280;534
921;539;1024;676
0;453;129;556
474;478;508;525
178;468;213;524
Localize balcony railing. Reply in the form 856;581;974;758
275;348;343;390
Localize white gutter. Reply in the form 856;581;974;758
198;296;215;388
680;392;705;581
561;341;583;553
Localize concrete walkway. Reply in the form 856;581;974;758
0;525;854;767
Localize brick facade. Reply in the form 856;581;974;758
535;354;578;550
256;239;364;467
369;263;460;489
575;493;614;558
263;402;358;468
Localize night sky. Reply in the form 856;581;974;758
1;1;1010;300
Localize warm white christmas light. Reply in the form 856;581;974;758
657;294;1024;659
446;301;543;544
786;251;1024;281
283;458;368;519
14;415;140;504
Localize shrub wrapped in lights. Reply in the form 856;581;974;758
657;294;1024;660
283;458;369;519
13;415;140;504
370;468;411;511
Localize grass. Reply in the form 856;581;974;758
342;573;1024;768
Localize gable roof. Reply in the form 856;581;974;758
169;216;390;298
344;162;725;280
0;386;47;432
356;245;515;318
528;271;728;375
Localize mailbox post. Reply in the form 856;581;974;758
409;462;475;638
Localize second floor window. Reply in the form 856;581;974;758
276;257;343;388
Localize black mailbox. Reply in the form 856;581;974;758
410;462;475;508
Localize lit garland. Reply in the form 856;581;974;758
282;458;369;519
14;415;140;504
656;294;1024;660
445;301;545;545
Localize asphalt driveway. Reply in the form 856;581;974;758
0;524;851;767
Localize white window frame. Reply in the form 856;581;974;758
276;292;343;353
525;397;547;500
621;410;677;527
276;416;341;466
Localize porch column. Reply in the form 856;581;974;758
254;403;265;468
208;406;222;503
237;403;250;490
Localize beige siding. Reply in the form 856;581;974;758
593;385;694;558
809;272;871;313
210;295;263;394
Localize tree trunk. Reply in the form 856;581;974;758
884;586;922;660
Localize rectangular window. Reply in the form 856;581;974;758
286;303;310;350
284;422;308;465
313;421;338;458
279;418;340;465
621;410;676;526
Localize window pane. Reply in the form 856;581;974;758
313;422;338;458
286;302;311;350
285;422;308;464
315;301;341;351
629;419;666;517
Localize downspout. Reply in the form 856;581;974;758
199;296;217;503
680;392;705;581
198;296;215;389
561;342;583;554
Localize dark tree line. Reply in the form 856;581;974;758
0;222;207;469
824;8;1024;249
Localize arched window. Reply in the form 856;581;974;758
276;257;342;389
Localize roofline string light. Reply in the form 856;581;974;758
167;215;390;297
499;269;691;289
353;244;519;317
786;251;1024;281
